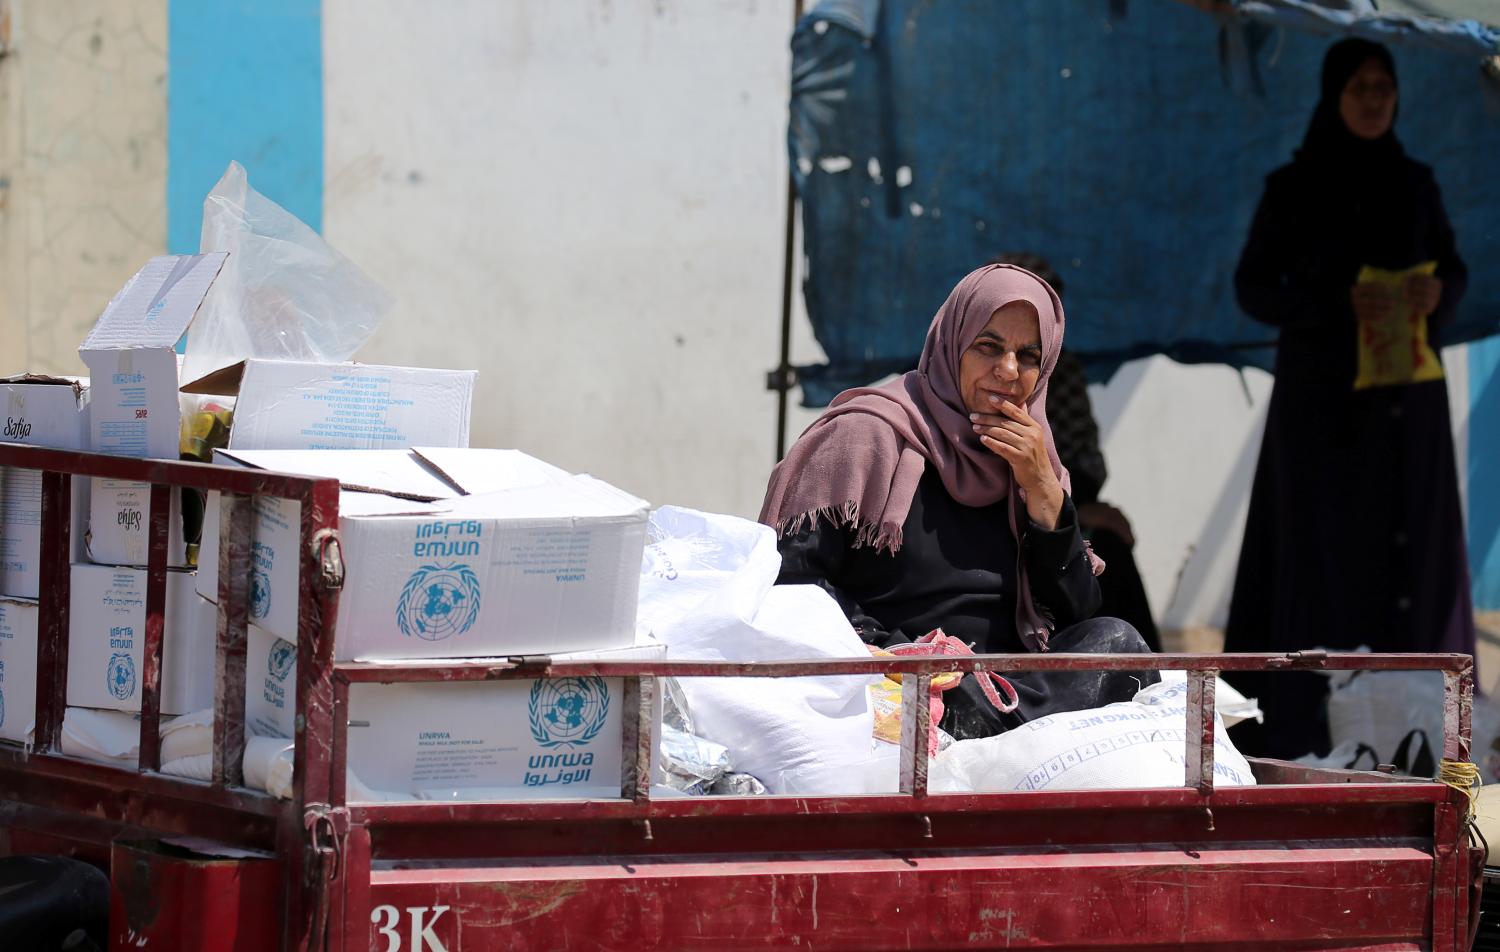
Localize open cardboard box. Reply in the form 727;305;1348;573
197;448;647;662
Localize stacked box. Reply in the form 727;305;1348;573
66;564;213;715
0;375;91;598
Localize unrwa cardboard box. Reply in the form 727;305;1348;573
195;449;458;638
346;643;665;798
66;564;213;714
338;473;647;660
195;448;644;660
78;254;228;569
182;359;476;451
0;599;38;743
1;375;91;598
246;623;296;738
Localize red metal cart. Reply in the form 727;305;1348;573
0;443;1483;950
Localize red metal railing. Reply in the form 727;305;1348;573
0;443;1481;951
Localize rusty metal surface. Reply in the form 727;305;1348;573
110;839;283;951
33;470;72;752
291;478;345;952
333;651;1474;683
619;677;654;803
363;846;1439;950
137;482;171;772
212;492;253;787
898;672;932;799
1186;668;1218;796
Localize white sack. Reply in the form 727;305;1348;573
1324;666;1500;781
1158;671;1263;727
930;679;1257;793
642;506;892;795
60;707;143;767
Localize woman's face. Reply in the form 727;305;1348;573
958;300;1042;416
1339;57;1397;141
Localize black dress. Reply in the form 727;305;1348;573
1224;152;1473;759
776;467;1156;739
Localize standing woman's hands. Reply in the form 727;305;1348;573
971;401;1065;529
1404;273;1443;317
1350;282;1397;323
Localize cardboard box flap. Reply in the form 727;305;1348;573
0;374;88;395
441;476;648;521
179;360;246;395
339;490;446;517
79;253;228;352
411;447;574;496
215;448;462;501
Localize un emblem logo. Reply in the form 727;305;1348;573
396;563;482;642
267;638;295;682
529;677;611;749
250;569;271;621
107;653;137;701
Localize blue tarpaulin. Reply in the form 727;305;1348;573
789;0;1500;406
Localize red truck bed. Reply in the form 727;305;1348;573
0;445;1482;950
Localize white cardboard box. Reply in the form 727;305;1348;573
183;359;476;452
346;642;664;798
246;623;296;738
0;375;91;598
196;449;647;661
79;254;228;461
337;471;647;661
0;598;38;743
66;564;214;714
195;449;453;639
78;253;227;569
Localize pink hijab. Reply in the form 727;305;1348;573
759;263;1102;651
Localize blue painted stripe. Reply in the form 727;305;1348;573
1470;339;1500;609
167;0;324;256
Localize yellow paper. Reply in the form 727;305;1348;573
1353;261;1444;390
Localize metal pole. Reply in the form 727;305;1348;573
773;0;807;463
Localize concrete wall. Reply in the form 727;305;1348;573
323;0;807;518
0;0;167;378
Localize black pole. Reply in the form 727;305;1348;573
774;173;797;462
773;0;806;463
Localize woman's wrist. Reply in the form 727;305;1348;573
1024;474;1065;530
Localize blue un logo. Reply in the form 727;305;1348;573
107;653;137;701
529;677;611;749
396;564;482;642
267;638;295;682
250;569;271;621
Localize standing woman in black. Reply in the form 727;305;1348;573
1224;38;1473;759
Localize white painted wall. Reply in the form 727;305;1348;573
0;0;167;377
324;0;805;519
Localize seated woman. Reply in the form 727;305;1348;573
761;263;1154;739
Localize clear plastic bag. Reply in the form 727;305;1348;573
181;161;394;383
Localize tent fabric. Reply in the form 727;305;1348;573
789;0;1500;407
1234;1;1500;59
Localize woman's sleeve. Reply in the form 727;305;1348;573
1234;175;1347;330
1021;495;1102;626
775;522;911;649
1425;178;1468;327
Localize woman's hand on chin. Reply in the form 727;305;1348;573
971;401;1065;529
